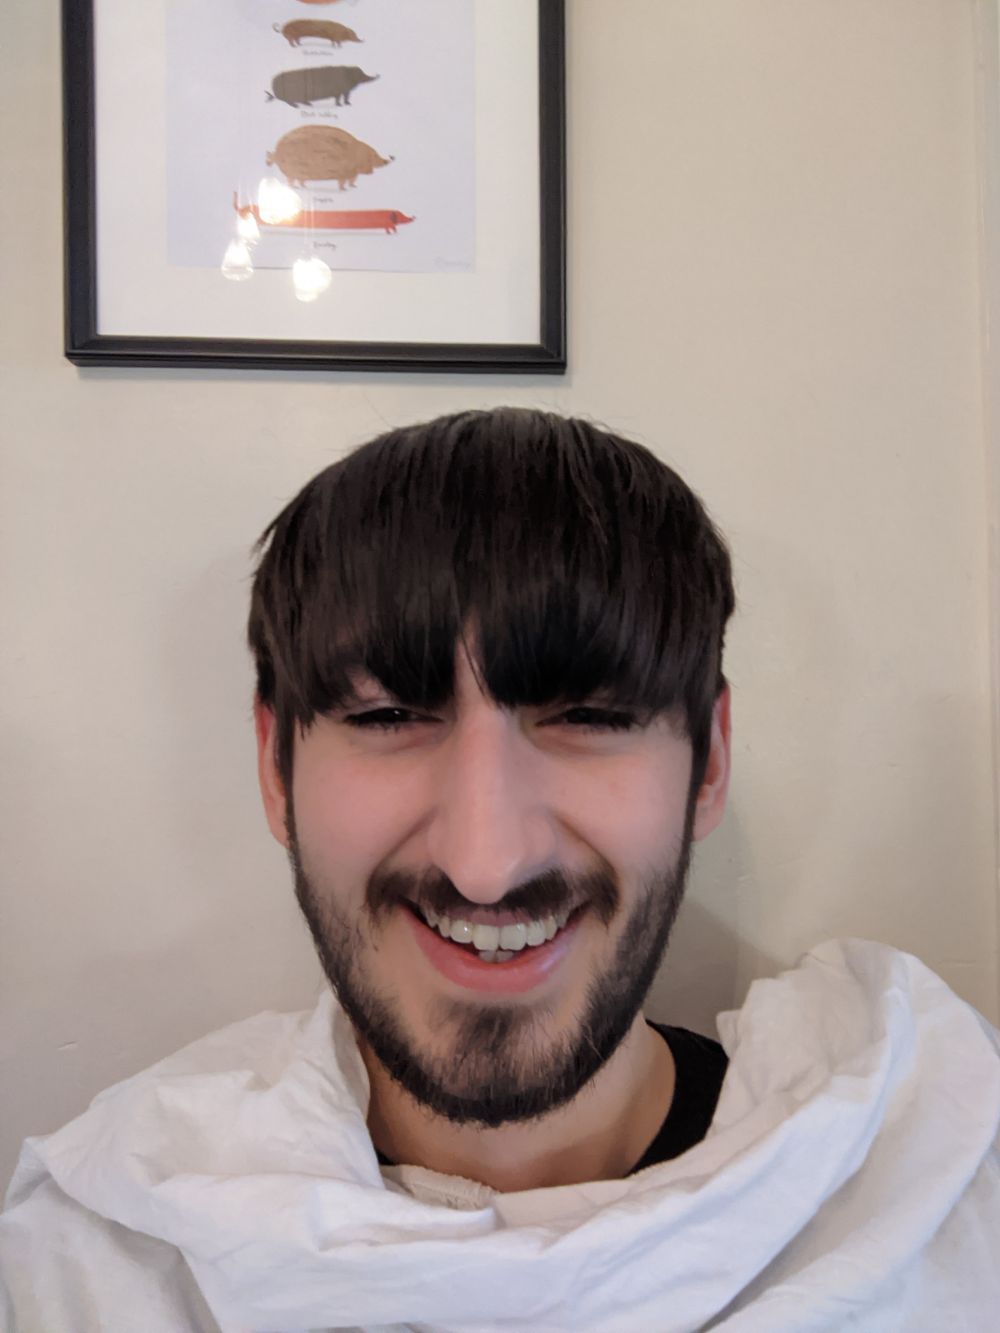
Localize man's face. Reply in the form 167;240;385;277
256;640;730;1128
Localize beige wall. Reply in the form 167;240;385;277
2;0;998;1192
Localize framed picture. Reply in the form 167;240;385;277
62;0;565;373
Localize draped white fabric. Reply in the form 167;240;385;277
2;939;998;1333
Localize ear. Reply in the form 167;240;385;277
254;698;290;848
692;686;731;842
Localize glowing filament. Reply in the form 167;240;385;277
292;255;332;302
257;177;302;224
221;238;253;281
236;211;260;244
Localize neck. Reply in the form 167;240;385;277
360;1013;675;1193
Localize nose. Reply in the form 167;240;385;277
424;706;556;905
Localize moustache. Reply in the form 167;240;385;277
366;864;619;929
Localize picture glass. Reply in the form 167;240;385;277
90;0;544;347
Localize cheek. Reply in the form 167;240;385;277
290;759;410;880
572;756;692;864
585;792;678;866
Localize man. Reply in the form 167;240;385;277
2;407;998;1332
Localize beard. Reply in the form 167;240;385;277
287;804;695;1130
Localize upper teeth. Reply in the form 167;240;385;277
422;908;571;952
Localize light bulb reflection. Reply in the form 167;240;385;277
293;255;332;302
257;177;302;224
221;238;253;281
236;210;260;244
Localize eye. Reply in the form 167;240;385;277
343;707;428;733
552;707;641;734
341;705;642;736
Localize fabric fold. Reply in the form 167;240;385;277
3;939;998;1333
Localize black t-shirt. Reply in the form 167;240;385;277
627;1021;728;1173
374;1020;728;1177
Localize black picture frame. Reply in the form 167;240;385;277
62;0;566;373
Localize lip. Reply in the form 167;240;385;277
402;905;585;995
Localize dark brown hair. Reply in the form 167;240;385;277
248;407;735;789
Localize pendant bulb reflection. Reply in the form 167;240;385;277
293;255;333;302
236;210;260;244
257;177;302;224
221;238;253;281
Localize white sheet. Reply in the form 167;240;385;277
2;939;998;1332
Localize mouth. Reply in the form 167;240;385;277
400;901;588;995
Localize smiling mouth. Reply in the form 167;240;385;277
404;901;584;964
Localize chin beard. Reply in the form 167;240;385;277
286;813;694;1130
